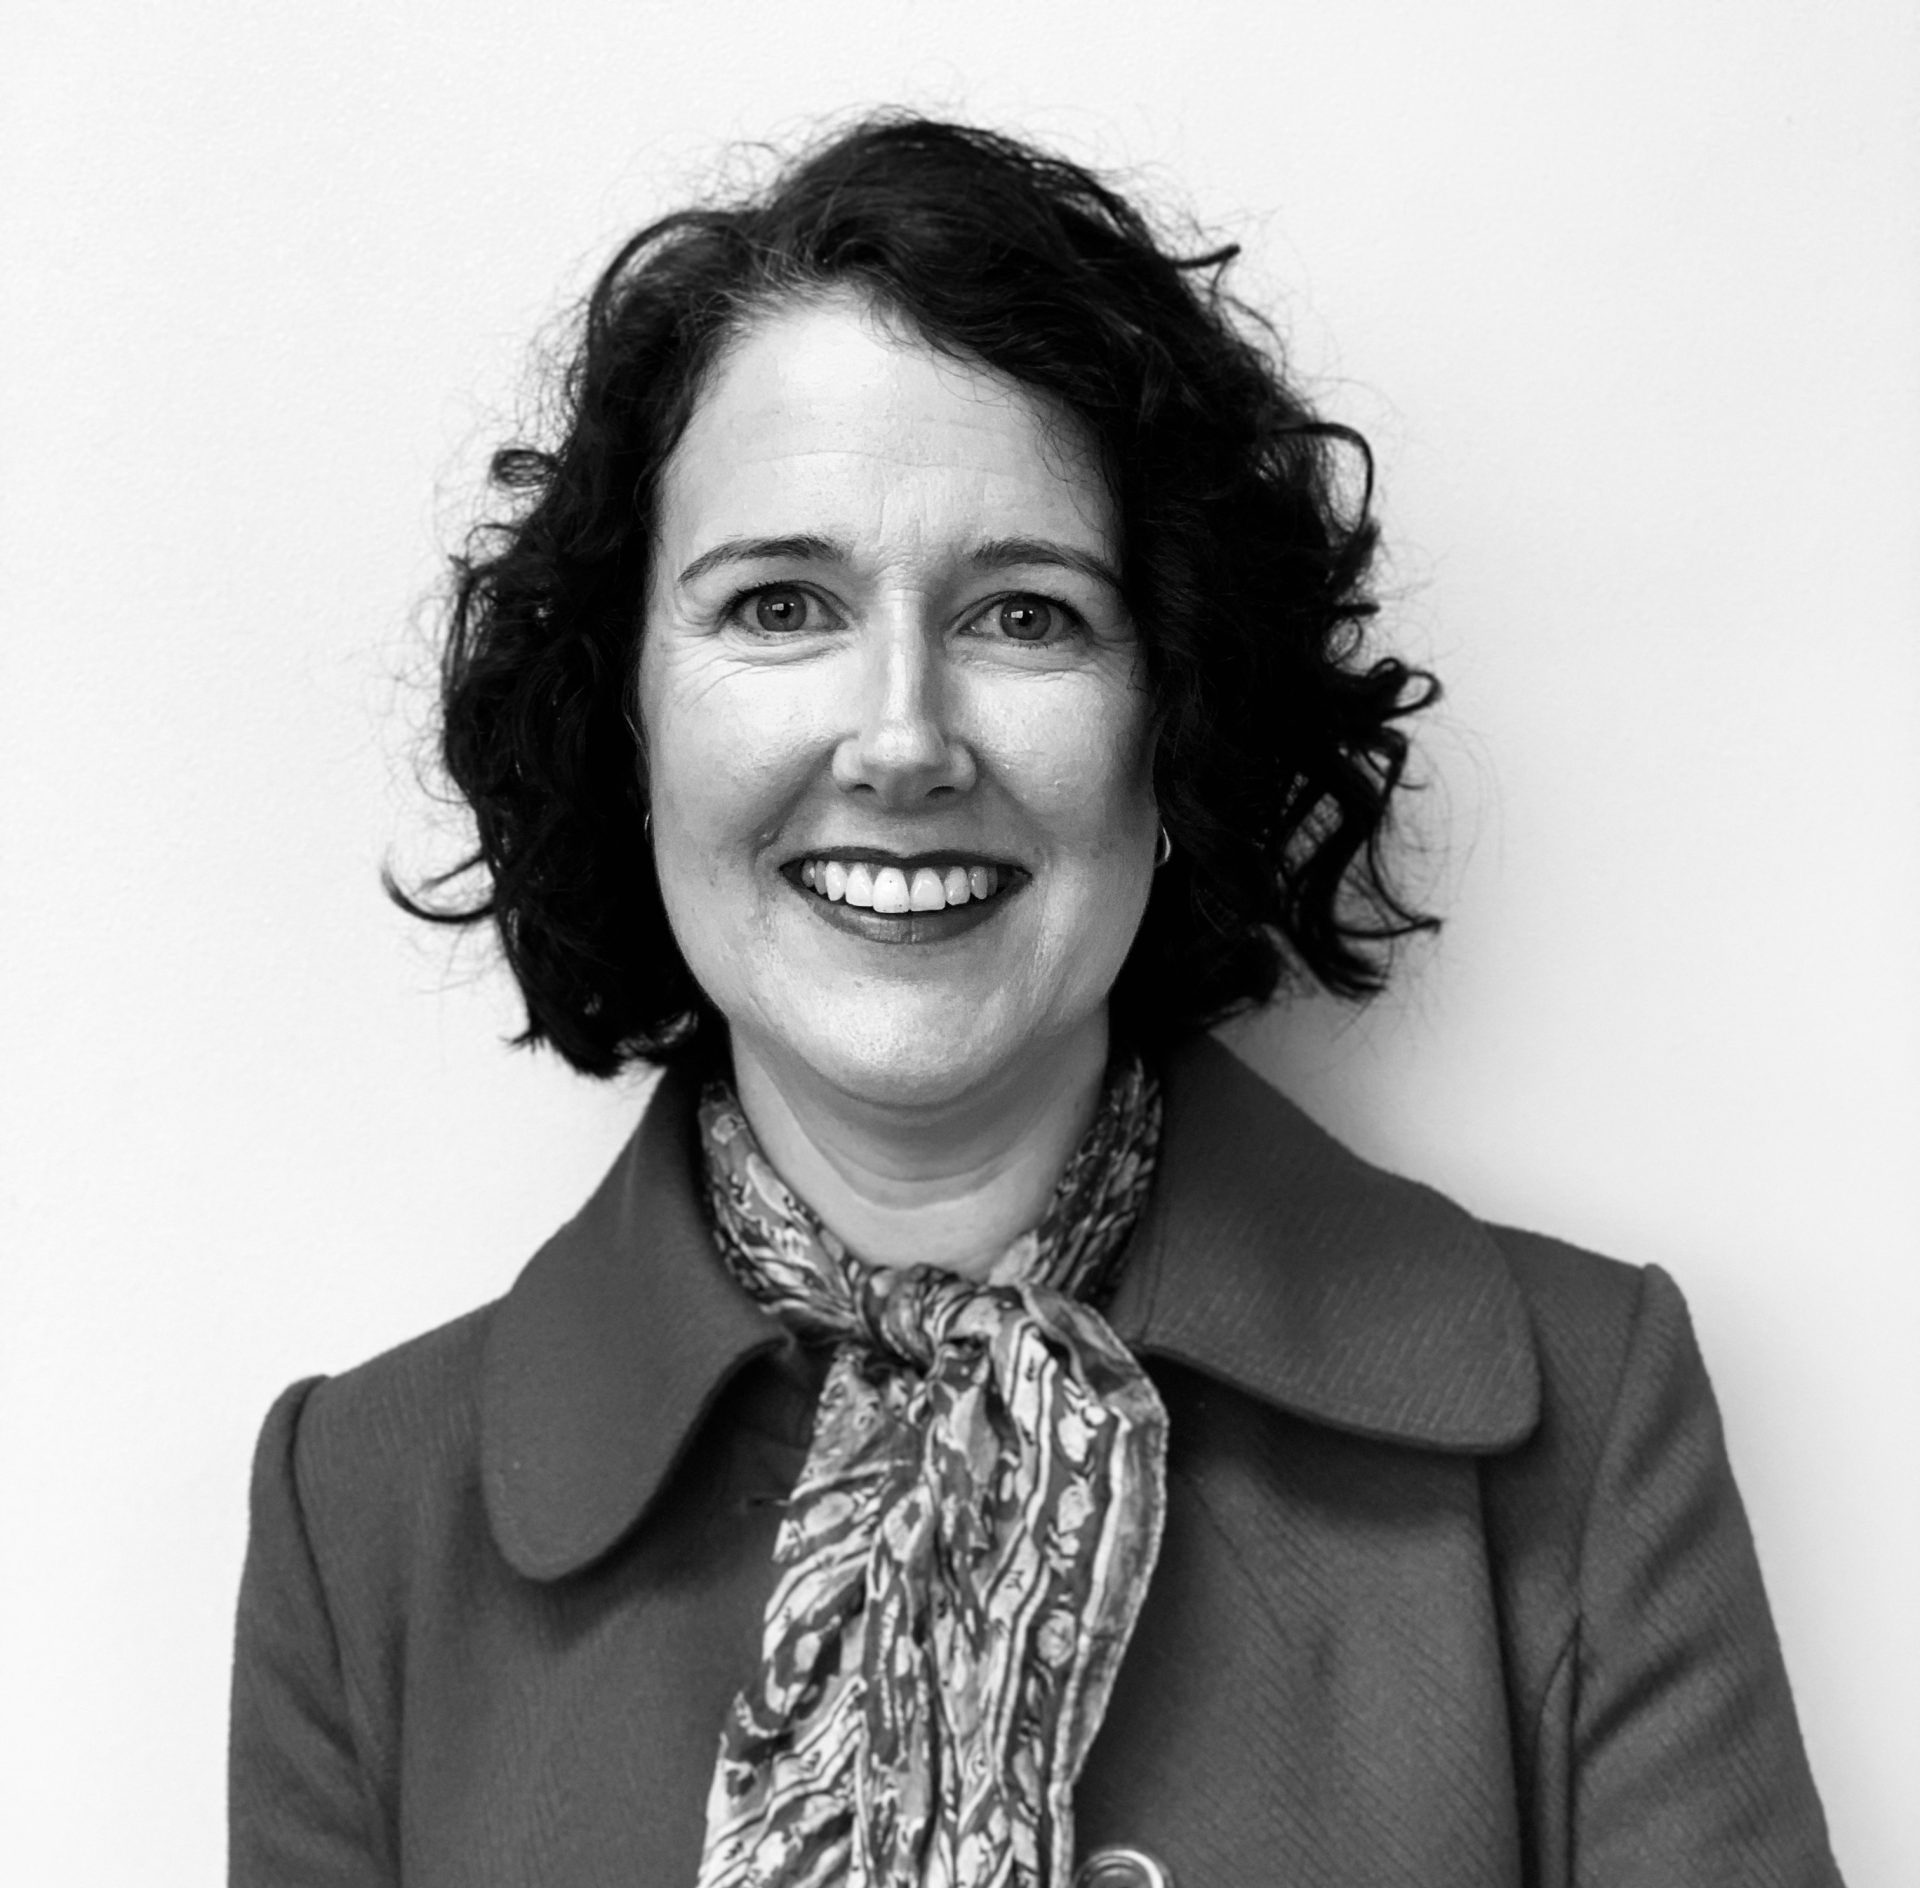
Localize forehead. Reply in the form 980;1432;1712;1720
656;295;1115;553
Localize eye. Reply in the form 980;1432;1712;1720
746;586;813;634
990;595;1073;643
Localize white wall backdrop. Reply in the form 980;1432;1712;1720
4;3;1914;1881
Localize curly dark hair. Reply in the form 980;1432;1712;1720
395;113;1439;1077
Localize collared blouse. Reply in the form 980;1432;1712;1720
229;1036;1843;1886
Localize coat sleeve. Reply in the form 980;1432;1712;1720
1569;1264;1842;1886
229;1378;394;1888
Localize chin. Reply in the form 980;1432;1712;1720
763;988;1079;1112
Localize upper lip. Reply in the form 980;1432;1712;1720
781;845;1023;873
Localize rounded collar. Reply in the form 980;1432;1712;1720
481;1035;1542;1581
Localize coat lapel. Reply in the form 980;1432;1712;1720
479;1062;792;1581
1108;1035;1539;1451
480;1034;1540;1580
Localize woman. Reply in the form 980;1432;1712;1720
229;117;1841;1887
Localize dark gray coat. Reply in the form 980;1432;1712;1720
230;1037;1841;1885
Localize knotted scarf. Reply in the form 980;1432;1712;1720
694;1054;1168;1888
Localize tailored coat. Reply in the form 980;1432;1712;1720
229;1036;1842;1886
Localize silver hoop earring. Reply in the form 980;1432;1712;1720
1154;823;1172;869
642;811;652;838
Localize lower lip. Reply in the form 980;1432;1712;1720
787;874;1022;945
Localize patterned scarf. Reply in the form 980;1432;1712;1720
694;1053;1168;1888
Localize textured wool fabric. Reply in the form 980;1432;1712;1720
693;1057;1166;1888
228;1037;1845;1886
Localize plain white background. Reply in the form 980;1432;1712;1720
4;3;1914;1882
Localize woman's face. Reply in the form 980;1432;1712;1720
637;293;1158;1110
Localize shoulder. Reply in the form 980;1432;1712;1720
1487;1223;1656;1406
1138;1036;1690;1457
1484;1223;1707;1457
253;1303;500;1604
294;1300;494;1470
1154;1035;1719;1480
1472;1223;1726;1617
236;1303;507;1798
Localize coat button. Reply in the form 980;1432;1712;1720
1074;1846;1175;1888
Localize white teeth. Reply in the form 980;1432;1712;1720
799;858;1007;911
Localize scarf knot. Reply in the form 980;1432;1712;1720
854;1265;1059;1384
695;1054;1169;1888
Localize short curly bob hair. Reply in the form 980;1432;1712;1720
397;114;1439;1077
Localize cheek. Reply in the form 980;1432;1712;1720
640;662;813;869
1010;687;1156;847
642;719;795;1000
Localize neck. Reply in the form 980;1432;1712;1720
728;1016;1112;1281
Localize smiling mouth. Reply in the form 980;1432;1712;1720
780;850;1024;943
789;852;1018;914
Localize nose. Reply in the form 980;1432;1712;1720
830;610;976;806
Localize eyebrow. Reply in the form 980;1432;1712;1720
968;536;1122;592
675;533;1122;592
676;534;845;588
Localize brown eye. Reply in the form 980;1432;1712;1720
998;597;1058;642
752;588;810;633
